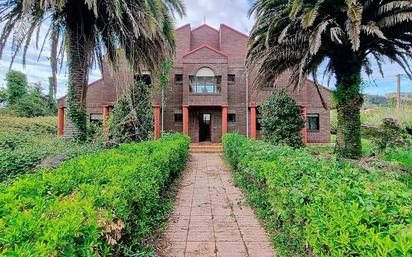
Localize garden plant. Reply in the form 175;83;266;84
0;134;190;256
259;90;304;148
223;133;412;257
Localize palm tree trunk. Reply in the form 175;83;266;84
334;65;363;159
64;2;94;141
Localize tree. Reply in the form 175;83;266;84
5;70;28;105
2;71;56;117
260;90;304;148
0;0;185;141
247;0;412;159
108;80;154;145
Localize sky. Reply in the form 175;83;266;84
0;0;411;97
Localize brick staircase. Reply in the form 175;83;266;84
190;143;223;153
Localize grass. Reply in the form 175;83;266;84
385;149;412;170
0;115;102;183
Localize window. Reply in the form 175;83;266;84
135;74;152;85
228;113;236;122
90;113;103;126
256;107;262;130
189;67;221;93
175;74;183;85
228;74;236;85
307;114;320;131
174;113;183;122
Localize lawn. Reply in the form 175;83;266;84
330;106;412;134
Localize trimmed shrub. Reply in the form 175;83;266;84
260;90;304;148
223;133;412;257
0;134;190;256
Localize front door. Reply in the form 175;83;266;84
199;113;211;142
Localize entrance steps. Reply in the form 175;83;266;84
190;143;223;153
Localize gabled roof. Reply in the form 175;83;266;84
176;23;191;31
183;45;228;58
191;24;220;33
219;24;249;38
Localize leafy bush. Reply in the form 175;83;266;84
0;134;190;256
0;115;57;135
0;135;102;182
363;118;411;154
0;115;102;183
108;81;154;145
259;90;304;148
223;133;412;257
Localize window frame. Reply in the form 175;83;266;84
174;113;183;122
228;74;236;85
175;74;183;85
189;75;222;94
228;113;236;123
307;113;320;131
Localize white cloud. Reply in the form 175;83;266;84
176;0;253;33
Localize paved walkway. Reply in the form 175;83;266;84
163;153;276;257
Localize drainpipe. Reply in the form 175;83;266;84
246;71;249;138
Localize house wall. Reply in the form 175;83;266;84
58;23;332;144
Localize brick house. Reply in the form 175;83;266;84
58;23;331;144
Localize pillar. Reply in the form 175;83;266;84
222;105;228;137
250;105;257;139
301;106;308;145
57;107;64;136
153;105;161;140
103;105;110;129
183;105;189;136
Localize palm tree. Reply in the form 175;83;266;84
247;0;412;159
0;0;185;140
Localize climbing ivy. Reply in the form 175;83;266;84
334;73;363;159
67;83;88;141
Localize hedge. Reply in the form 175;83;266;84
0;115;57;135
223;133;412;257
0;134;190;256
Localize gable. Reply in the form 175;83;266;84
183;45;228;64
191;24;220;50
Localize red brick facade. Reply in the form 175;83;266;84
58;23;331;144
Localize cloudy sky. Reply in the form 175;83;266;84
0;0;410;97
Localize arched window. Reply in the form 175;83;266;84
189;67;221;93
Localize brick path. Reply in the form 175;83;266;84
163;153;276;257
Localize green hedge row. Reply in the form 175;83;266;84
0;134;190;256
223;133;412;257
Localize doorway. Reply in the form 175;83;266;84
199;113;211;142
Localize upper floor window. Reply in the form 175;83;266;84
189;67;221;93
175;74;183;85
228;74;236;85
